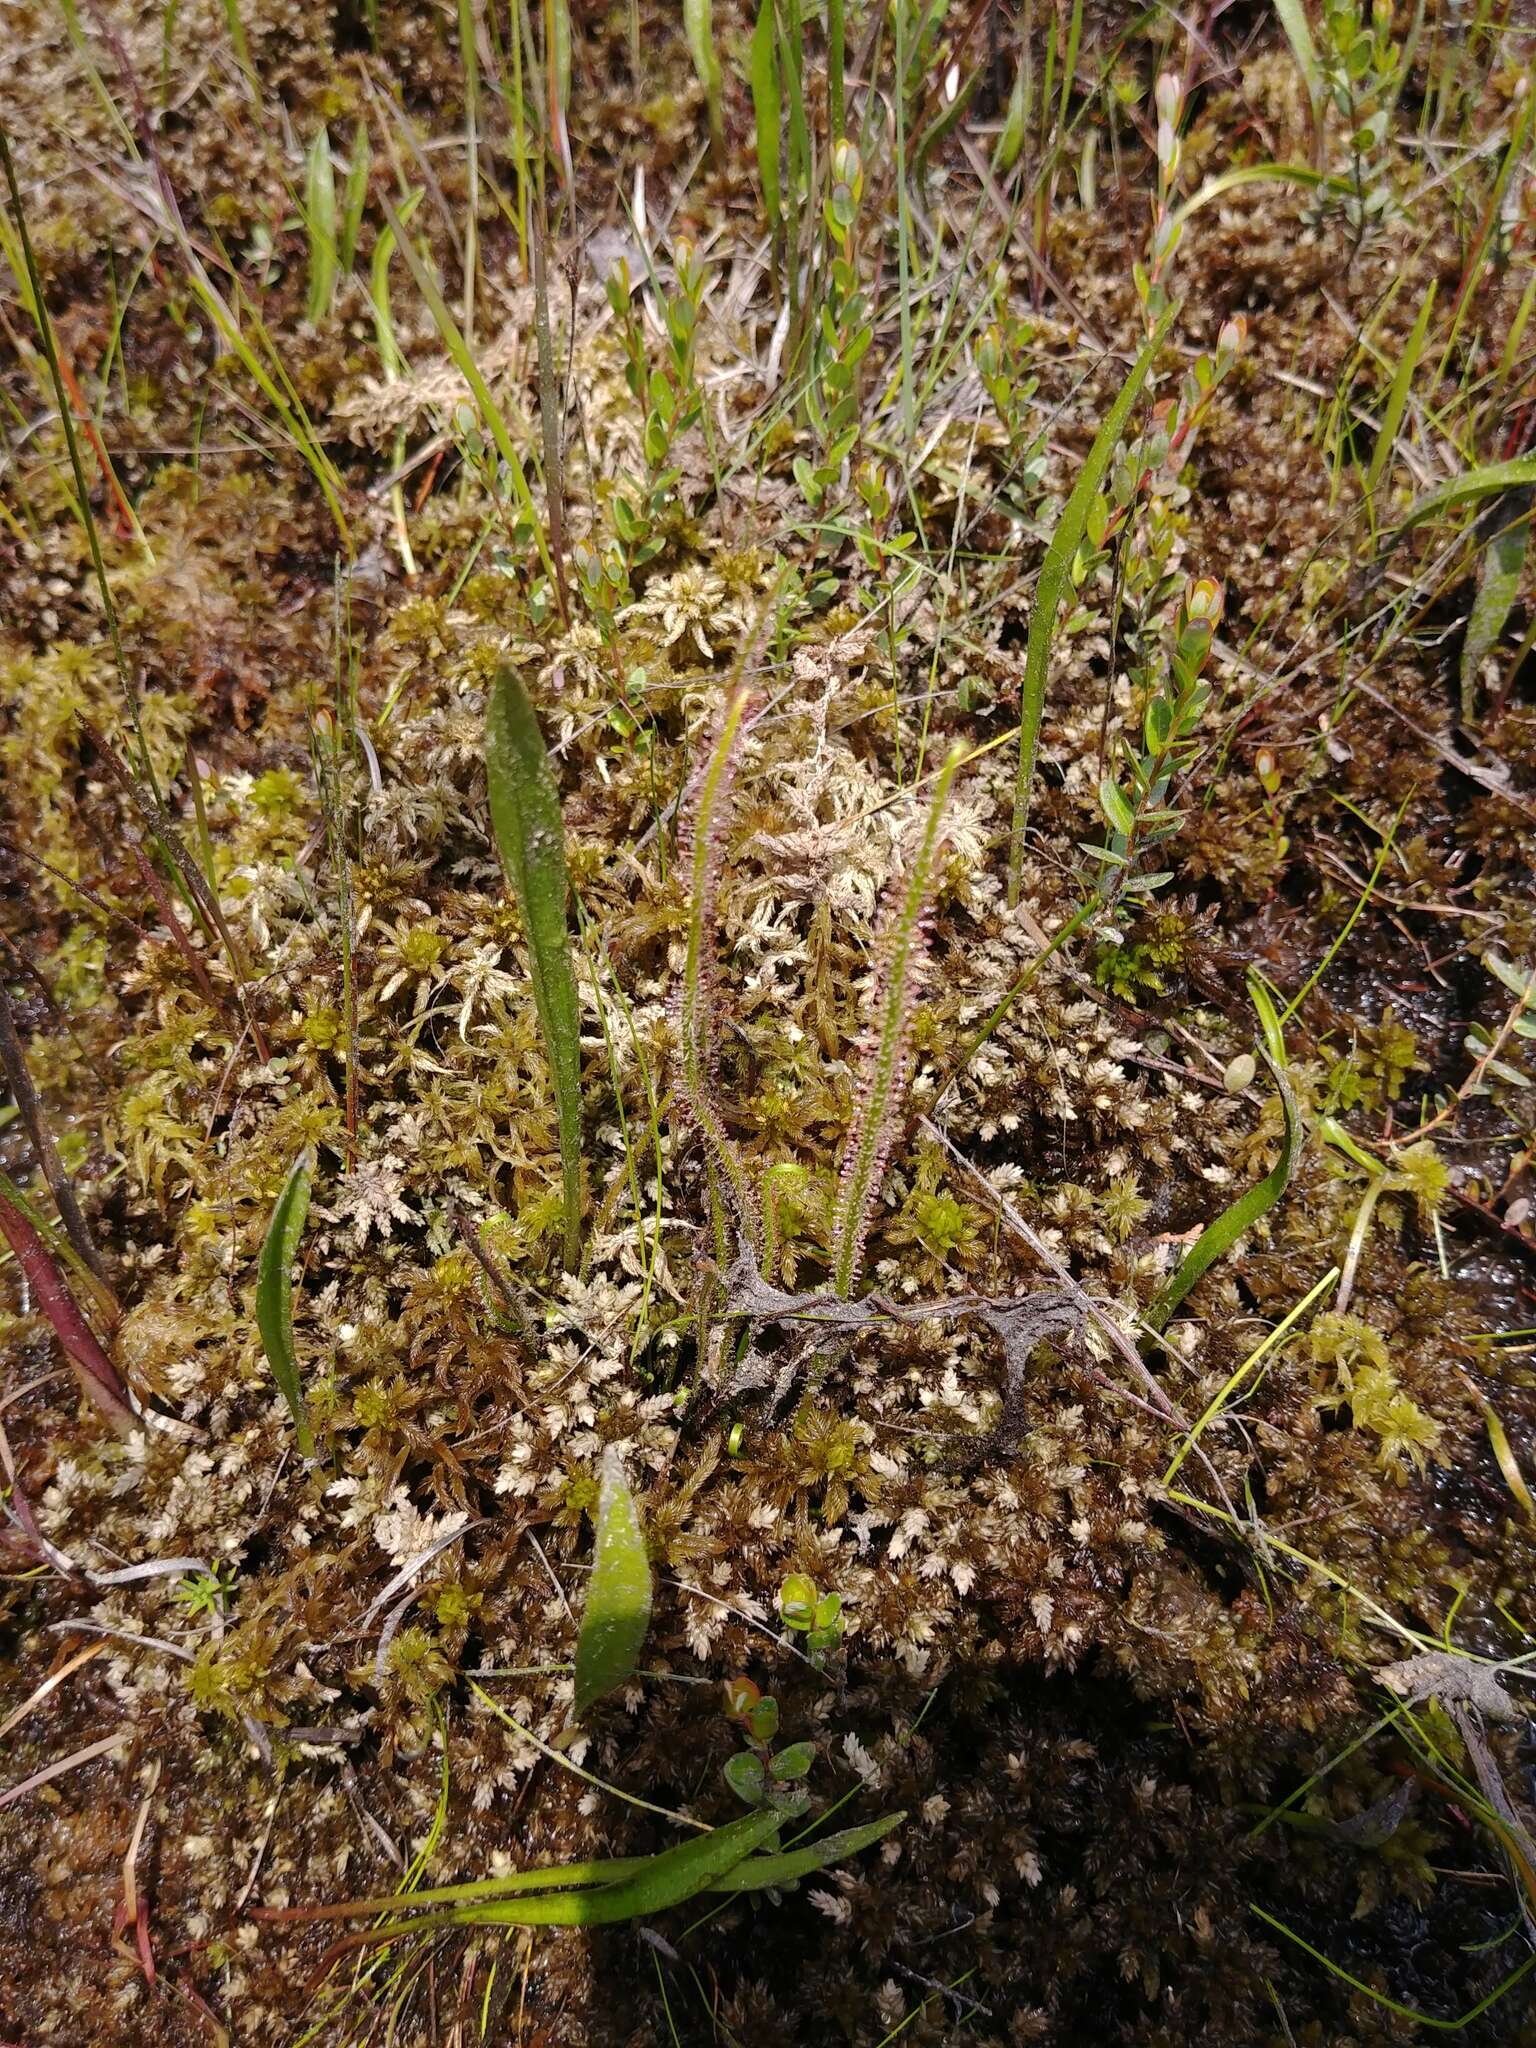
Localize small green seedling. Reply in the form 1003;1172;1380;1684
779;1572;845;1663
175;1563;238;1618
722;1674;817;1808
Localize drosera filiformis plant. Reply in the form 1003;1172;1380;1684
7;5;1536;2041
831;741;966;1299
673;682;765;1263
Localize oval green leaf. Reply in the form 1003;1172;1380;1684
572;1445;653;1722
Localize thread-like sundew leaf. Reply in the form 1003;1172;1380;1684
831;744;965;1298
572;1446;653;1721
485;664;584;1271
256;1147;317;1460
676;686;762;1256
1007;308;1173;904
1142;979;1300;1336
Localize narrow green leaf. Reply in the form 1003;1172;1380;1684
523;1805;788;1920
995;59;1028;173
715;1810;904;1890
1397;454;1536;532
304;129;338;325
484;665;584;1270
1142;979;1300;1336
1250;1906;1536;2030
683;0;724;158
1365;276;1436;500
1272;0;1322;102
750;0;782;230
378;193;558;591
258;1811;905;1923
1166;162;1355;239
256;1148;317;1460
572;1445;653;1721
360;1808;791;1933
337;120;370;274
1461;510;1531;718
1007;309;1174;904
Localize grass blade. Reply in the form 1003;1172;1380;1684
1398;454;1536;531
351;1809;791;1938
1006;307;1173;904
1272;0;1322;105
484;665;584;1271
378;192;558;592
1161;1267;1337;1487
1365;277;1436;500
256;1147;317;1460
572;1445;653;1721
1142;978;1300;1336
749;0;782;231
1165;163;1355;237
1250;1905;1536;2030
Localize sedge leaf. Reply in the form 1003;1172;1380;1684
572;1445;653;1721
256;1147;317;1459
1007;308;1174;903
485;665;584;1270
749;0;782;229
1397;454;1536;533
1142;978;1300;1336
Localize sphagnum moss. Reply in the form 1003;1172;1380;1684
2;5;1536;2044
